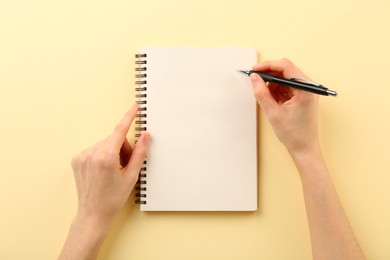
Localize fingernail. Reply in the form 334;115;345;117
132;103;139;111
250;73;259;84
143;132;151;145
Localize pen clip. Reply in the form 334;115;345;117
290;78;322;87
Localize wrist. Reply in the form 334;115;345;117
289;143;325;173
73;208;113;236
288;143;332;187
288;141;322;161
59;210;113;259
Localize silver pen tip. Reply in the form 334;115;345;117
326;89;338;97
237;70;250;75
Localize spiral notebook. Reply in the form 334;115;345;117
134;47;258;211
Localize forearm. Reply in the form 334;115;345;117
58;212;112;260
290;147;365;260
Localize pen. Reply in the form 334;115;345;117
237;70;338;97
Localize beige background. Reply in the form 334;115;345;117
1;0;389;259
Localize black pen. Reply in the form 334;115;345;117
237;70;338;97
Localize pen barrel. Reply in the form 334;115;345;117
254;71;275;82
248;71;336;96
271;77;331;96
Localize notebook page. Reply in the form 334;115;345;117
138;47;257;211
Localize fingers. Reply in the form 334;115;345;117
119;138;132;168
268;83;294;104
123;132;151;185
250;73;279;112
252;60;286;74
252;58;308;80
107;104;139;152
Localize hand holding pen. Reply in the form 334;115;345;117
238;65;337;97
246;60;365;259
247;58;321;154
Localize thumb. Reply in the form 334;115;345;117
124;132;151;186
250;73;278;112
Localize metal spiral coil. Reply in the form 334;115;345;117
134;53;147;205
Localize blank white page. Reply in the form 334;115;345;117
137;47;257;211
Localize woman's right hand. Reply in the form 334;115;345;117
250;58;320;156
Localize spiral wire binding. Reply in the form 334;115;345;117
134;53;147;205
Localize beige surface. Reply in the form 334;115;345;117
1;0;389;259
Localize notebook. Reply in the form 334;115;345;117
134;47;258;211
